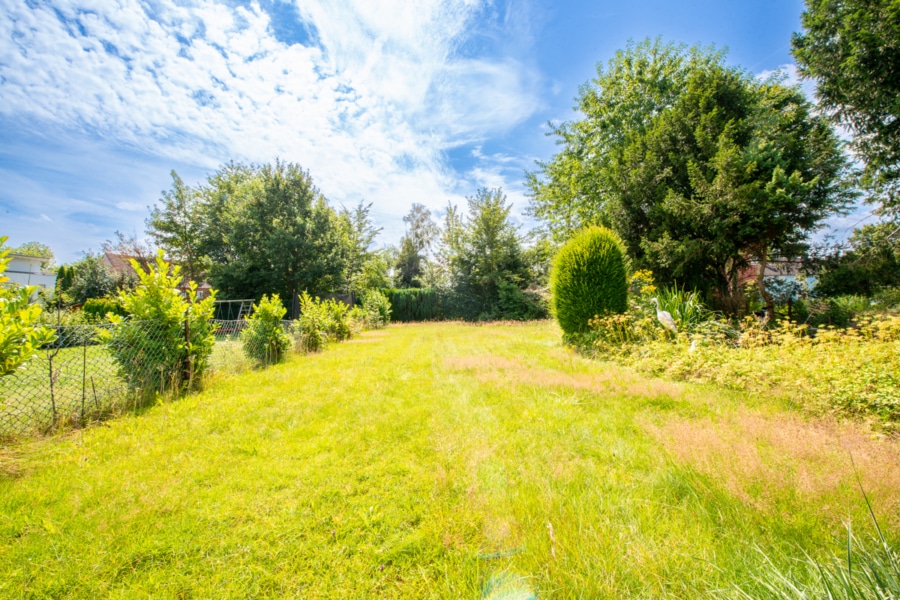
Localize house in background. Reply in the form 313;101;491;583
739;259;817;291
3;253;57;291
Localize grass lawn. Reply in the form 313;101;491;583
1;321;898;598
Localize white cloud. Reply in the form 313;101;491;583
0;0;543;231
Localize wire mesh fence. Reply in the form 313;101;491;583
0;319;294;441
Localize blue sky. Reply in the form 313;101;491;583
0;0;865;262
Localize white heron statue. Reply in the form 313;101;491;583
650;297;678;334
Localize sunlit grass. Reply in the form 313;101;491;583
1;321;897;598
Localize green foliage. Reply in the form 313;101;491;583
82;297;127;322
67;253;116;305
395;203;439;288
386;288;440;322
9;241;54;269
360;289;391;328
496;280;549;321
793;0;900;216
441;188;534;319
550;226;629;336
814;221;900;297
0;236;56;376
324;298;351;342
528;39;852;309
293;292;352;351
728;511;900;600
584;303;900;429
146;170;209;283
186;161;350;301
340;202;385;295
99;251;216;393
241;294;291;366
652;286;714;332
56;264;75;294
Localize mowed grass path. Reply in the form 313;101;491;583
1;322;898;598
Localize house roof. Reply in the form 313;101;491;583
103;252;150;277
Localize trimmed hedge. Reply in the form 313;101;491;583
550;226;628;336
82;297;127;321
386;288;440;322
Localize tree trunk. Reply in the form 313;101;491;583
756;247;775;323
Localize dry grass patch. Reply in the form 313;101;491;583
445;353;685;403
646;409;900;528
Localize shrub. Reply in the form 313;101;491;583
295;292;330;353
361;289;391;328
324;298;351;341
387;288;440;322
241;294;291;366
496;280;549;320
550;226;629;336
82;297;127;322
0;236;56;376
99;252;216;394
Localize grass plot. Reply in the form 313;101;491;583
0;321;897;598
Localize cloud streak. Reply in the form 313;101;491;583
0;0;543;246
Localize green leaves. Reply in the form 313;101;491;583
101;251;217;393
0;236;56;377
793;0;900;216
529;39;851;310
241;294;291;366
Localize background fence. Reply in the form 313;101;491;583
0;319;292;440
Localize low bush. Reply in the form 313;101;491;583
295;292;331;353
585;307;900;430
496;280;549;321
360;289;391;328
241;294;291;366
82;297;127;321
550;226;628;336
99;252;216;394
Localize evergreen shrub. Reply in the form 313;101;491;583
550;226;628;336
241;294;291;365
83;297;127;321
360;289;391;328
387;288;439;322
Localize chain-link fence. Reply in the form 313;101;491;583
0;319;294;440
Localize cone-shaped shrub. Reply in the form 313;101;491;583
550;226;628;336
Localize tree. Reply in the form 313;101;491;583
528;40;852;317
444;188;531;318
67;253;115;304
197;161;349;301
813;221;900;296
146;171;209;283
395;203;439;288
792;0;900;216
339;202;383;294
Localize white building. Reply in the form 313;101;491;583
3;254;57;291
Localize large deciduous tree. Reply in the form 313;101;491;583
792;0;900;216
204;161;348;301
528;39;853;317
147;161;352;302
146;171;208;283
395;203;439;288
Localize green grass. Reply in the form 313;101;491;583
0;339;258;438
1;322;898;598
